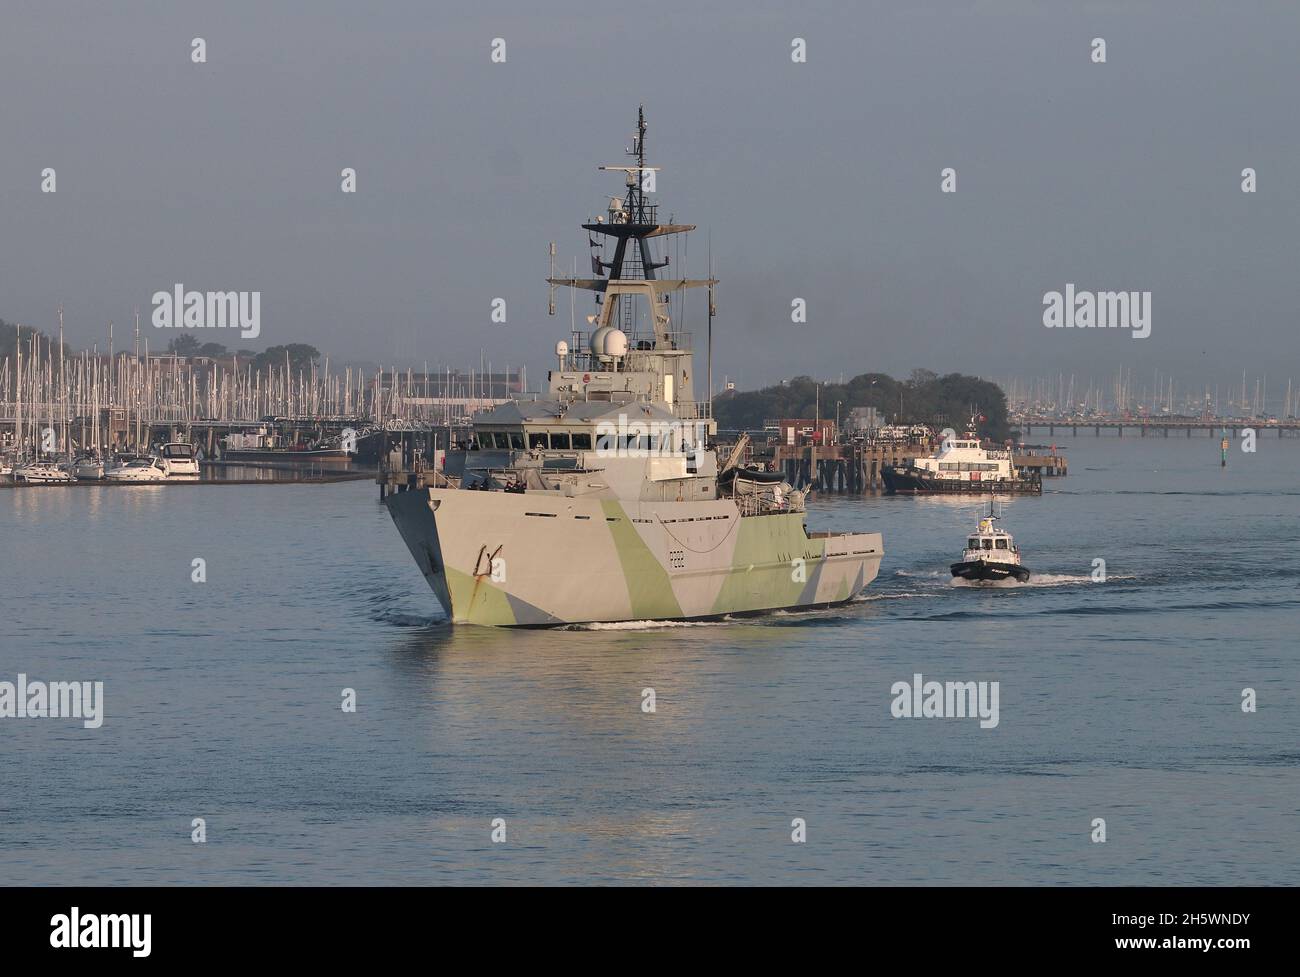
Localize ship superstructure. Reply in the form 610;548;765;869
384;110;883;625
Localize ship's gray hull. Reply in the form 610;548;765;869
386;488;883;626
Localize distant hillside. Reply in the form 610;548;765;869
713;370;1011;440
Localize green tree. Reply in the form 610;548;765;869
166;334;202;356
252;343;320;375
714;370;1010;440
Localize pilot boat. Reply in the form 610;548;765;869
950;510;1031;583
382;109;884;626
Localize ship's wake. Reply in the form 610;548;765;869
852;591;933;601
567;618;736;631
895;568;1131;588
949;576;1027;589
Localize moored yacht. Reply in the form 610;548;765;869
72;455;106;480
103;456;168;482
14;462;75;483
159;442;201;478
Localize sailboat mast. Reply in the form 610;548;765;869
58;305;66;457
133;309;141;450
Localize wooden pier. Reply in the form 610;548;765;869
1018;417;1300;437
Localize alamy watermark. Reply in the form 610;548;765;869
0;673;104;729
151;284;260;339
50;908;150;957
1043;284;1150;338
891;673;999;729
594;415;709;459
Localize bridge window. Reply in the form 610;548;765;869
529;432;549;449
509;432;525;451
550;432;571;450
995;539;1008;550
968;538;979;549
982;539;993;550
571;433;592;450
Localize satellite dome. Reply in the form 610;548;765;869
604;328;628;359
589;325;613;357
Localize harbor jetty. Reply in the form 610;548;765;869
1017;415;1300;437
758;442;1066;492
731;421;1067;493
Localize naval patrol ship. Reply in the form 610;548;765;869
384;110;884;626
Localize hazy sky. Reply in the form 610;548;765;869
2;0;1298;398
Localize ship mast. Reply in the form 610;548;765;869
541;108;720;438
629;105;648;223
547;106;714;348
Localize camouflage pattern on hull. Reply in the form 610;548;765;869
386;488;883;626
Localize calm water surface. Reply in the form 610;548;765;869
2;436;1297;884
